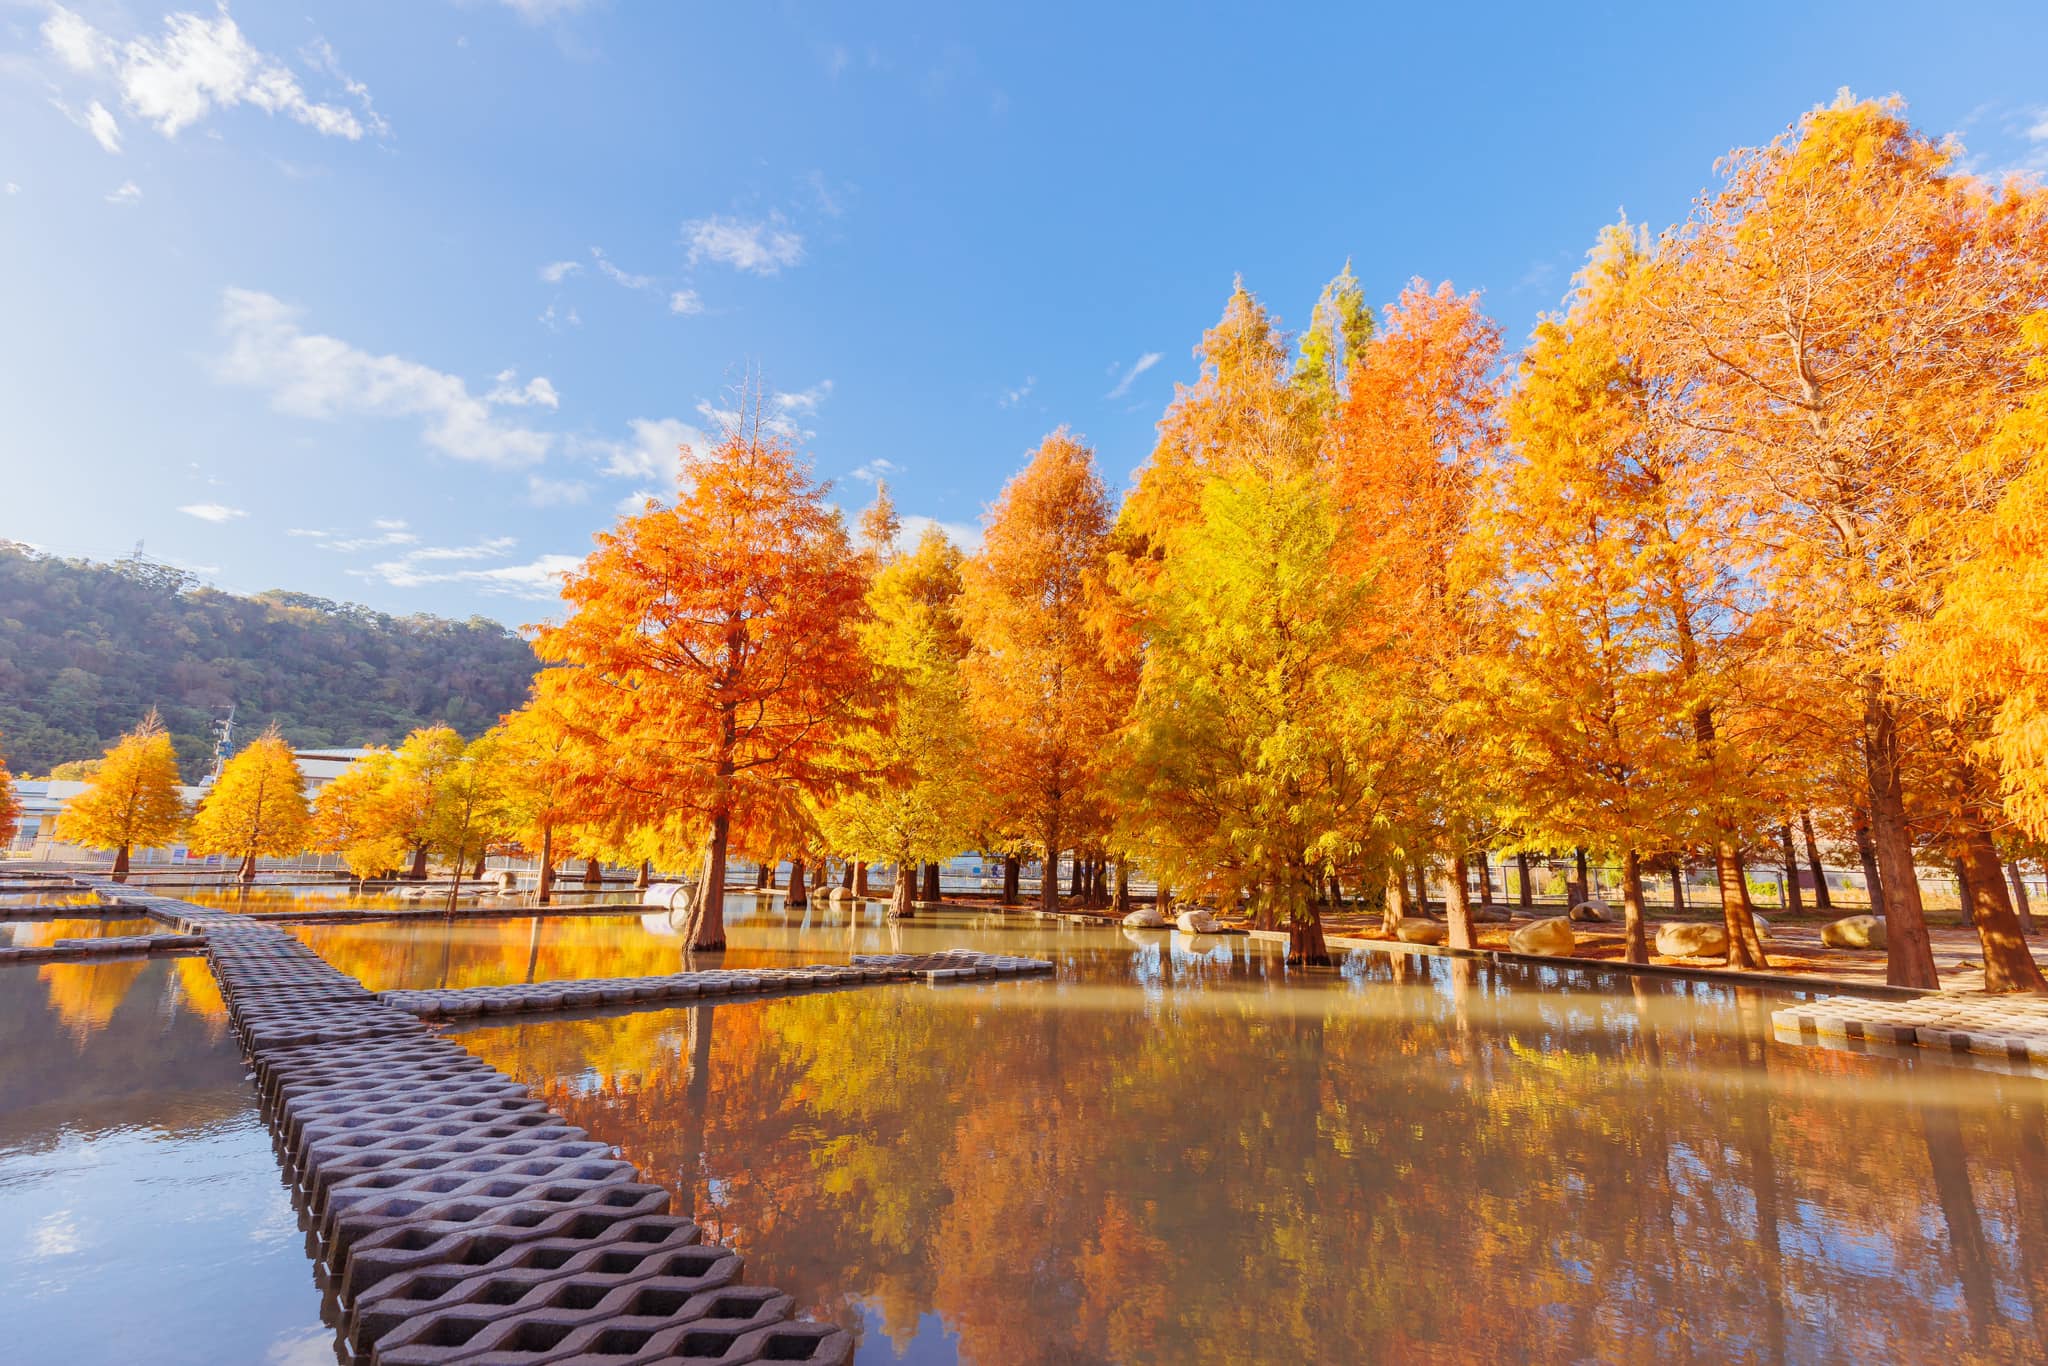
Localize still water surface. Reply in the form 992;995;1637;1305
0;958;329;1364
287;896;2048;1365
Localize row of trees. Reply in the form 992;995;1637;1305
18;95;2046;993
491;94;2048;992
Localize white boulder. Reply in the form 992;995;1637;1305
1655;921;1727;958
1122;906;1167;929
1568;900;1610;923
1821;914;1887;950
1510;917;1576;957
1175;908;1223;934
1395;919;1446;945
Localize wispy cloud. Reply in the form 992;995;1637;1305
900;514;982;552
178;502;245;523
773;380;834;414
84;99;120;153
999;376;1035;408
1106;352;1161;400
847;457;899;485
105;179;142;205
539;260;582;284
355;549;581;600
486;369;560;409
668;289;702;316
526;474;590;506
493;0;596;21
684;214;804;275
585;417;710;482
43;7;377;143
591;246;654;291
216;288;553;467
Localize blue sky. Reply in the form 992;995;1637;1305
4;1;2047;627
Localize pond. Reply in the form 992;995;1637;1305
0;917;167;946
302;896;2048;1365
0;958;332;1365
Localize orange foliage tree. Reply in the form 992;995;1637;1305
52;708;188;876
960;430;1127;914
186;725;310;881
535;403;874;949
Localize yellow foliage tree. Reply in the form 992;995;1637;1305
309;748;409;880
0;732;19;850
186;725;310;882
52;708;187;876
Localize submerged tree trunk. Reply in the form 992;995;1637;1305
1853;813;1887;916
1384;861;1409;933
1001;854;1020;907
1801;813;1833;912
686;810;730;951
1515;852;1533;909
2009;863;2037;936
1716;838;1768;970
1621;848;1649;964
1865;686;1938;988
1287;865;1334;965
1955;820;2048;993
1446;852;1476;951
537;827;555;907
787;858;808;908
888;860;914;920
1778;824;1804;915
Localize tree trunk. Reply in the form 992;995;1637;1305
756;861;772;890
1327;870;1344;910
1040;818;1061;916
636;859;652;891
1446;852;1476;951
1475;857;1494;908
788;858;808;908
1778;824;1804;915
839;860;854;891
1288;907;1333;966
1383;861;1408;933
1001;854;1020;907
1573;846;1591;906
239;851;257;884
537;827;555;906
888;861;914;920
1112;857;1131;915
1854;813;1887;916
582;857;601;888
688;811;730;950
409;844;429;882
922;861;941;903
1801;812;1833;912
1954;859;1976;927
1621;848;1649;965
853;861;869;898
1865;687;1937;987
472;851;488;879
1413;860;1430;918
1069;854;1085;900
1670;854;1686;911
1955;821;2047;993
2009;862;2037;936
1516;852;1533;908
1715;838;1768;969
446;850;465;915
113;842;130;879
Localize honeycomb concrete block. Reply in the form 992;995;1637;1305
370;1285;793;1365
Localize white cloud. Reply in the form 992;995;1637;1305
315;521;418;552
594;417;708;481
591;246;654;291
85;100;120;153
105;179;142;205
900;514;981;552
846;457;899;485
684;214;804;275
773;380;834;414
286;527;328;538
2030;113;2048;142
395;537;518;563
487;369;560;409
494;0;595;20
614;488;661;514
42;7;374;142
539;260;581;284
355;550;581;600
216;288;554;467
1106;351;1162;399
668;289;702;316
179;502;246;522
526;474;590;506
373;517;408;531
4;183;19;196
538;303;581;331
999;376;1035;408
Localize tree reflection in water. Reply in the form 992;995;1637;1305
430;922;2048;1364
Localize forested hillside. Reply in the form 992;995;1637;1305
0;542;538;779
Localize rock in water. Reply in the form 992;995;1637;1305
1655;921;1727;957
1395;919;1446;944
1510;917;1575;956
1122;906;1167;928
1821;914;1886;950
1175;908;1222;934
1568;900;1610;923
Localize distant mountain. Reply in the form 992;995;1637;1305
0;541;539;780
